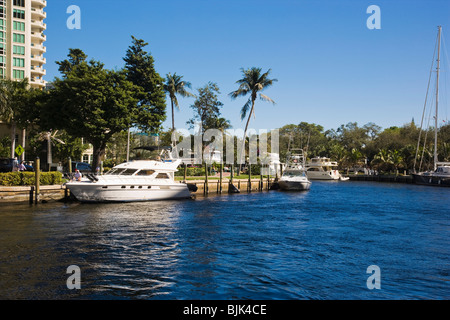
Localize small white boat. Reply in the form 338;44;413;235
305;157;342;180
66;152;192;202
278;151;311;191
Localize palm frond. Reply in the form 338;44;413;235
240;98;252;120
259;94;276;104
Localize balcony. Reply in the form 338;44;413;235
31;43;46;54
31;0;47;8
31;66;46;76
31;54;46;64
30;77;46;88
31;8;47;19
31;19;47;31
31;31;46;43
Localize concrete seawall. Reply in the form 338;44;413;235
0;185;68;204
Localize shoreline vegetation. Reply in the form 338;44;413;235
1;37;449;182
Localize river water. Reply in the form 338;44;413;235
0;181;448;300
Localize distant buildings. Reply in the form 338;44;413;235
0;0;47;88
0;0;47;160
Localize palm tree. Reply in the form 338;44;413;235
0;78;29;159
163;73;195;135
229;67;277;170
36;130;66;170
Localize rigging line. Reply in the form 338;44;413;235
440;30;449;123
421;87;436;171
414;31;438;172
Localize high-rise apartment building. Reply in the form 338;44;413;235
0;0;46;89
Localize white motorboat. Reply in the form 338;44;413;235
66;155;193;202
278;151;311;191
305;157;342;180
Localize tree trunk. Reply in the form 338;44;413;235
239;99;255;173
92;142;106;173
47;132;52;171
10;120;16;159
21;128;26;162
171;99;175;147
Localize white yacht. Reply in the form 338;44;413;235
305;157;342;180
66;155;192;203
278;151;311;191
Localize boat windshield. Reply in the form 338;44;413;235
136;170;156;176
283;170;306;177
112;168;138;175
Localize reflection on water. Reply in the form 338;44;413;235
0;181;449;299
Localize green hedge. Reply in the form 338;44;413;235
0;172;63;186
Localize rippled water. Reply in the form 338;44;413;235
0;181;449;300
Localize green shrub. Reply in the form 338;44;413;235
174;166;206;176
0;171;63;186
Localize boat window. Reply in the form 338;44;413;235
307;168;320;171
156;173;170;179
105;168;118;175
136;170;156;176
119;169;138;175
284;170;306;177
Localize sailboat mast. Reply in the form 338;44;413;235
434;25;441;170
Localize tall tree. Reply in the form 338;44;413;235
43;49;140;170
187;82;230;134
164;72;195;134
229;67;277;168
123;36;167;133
0;78;29;159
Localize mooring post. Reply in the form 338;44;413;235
219;163;223;193
35;157;40;204
204;163;208;194
184;163;187;183
260;167;263;191
248;163;251;192
29;186;34;204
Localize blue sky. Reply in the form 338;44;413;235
44;0;450;133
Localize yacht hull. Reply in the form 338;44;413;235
412;174;450;187
67;182;192;202
278;180;311;191
306;171;340;180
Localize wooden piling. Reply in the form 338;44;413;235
35;157;40;204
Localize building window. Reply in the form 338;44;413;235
13;69;25;79
0;31;4;42
13;0;25;7
13;33;25;43
0;19;4;31
13;21;25;32
13;45;25;55
13;58;25;67
13;9;25;19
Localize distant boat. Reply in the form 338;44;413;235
305;157;344;180
66;150;193;202
278;150;311;191
412;26;450;187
